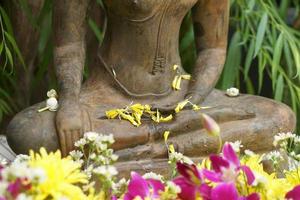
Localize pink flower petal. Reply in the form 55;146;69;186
245;193;260;200
147;179;165;197
126;172;149;199
202;169;222;182
239;165;255;185
176;162;202;185
199;183;212;200
210;155;230;173
173;177;197;200
286;185;300;200
223;144;240;166
211;182;239;200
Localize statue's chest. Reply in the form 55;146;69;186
104;0;198;21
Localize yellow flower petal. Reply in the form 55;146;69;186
164;131;170;142
175;76;182;90
181;74;191;80
175;99;189;113
193;104;201;111
160;114;173;122
105;110;119;119
173;64;179;71
169;144;175;153
119;112;139;127
172;76;179;90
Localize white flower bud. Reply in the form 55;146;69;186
46;97;59;111
226;87;239;97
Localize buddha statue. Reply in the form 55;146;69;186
6;0;296;172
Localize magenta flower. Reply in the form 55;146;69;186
7;178;22;198
202;143;255;185
285;185;300;200
123;172;164;200
173;162;211;200
211;182;260;200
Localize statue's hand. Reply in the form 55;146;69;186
56;98;83;156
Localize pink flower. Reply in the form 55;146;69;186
123;172;164;200
201;114;220;136
173;162;211;200
286;185;300;200
211;182;260;200
7;178;31;199
202;144;255;185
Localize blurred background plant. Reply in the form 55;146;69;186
0;0;299;132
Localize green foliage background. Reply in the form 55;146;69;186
0;0;300;131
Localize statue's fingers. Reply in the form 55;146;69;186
65;130;73;156
59;129;67;157
71;129;81;148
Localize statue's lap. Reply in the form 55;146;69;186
6;89;296;161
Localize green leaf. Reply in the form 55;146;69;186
88;18;103;42
254;13;268;57
245;77;255;94
271;32;284;89
4;32;26;68
221;31;242;89
274;74;284;101
258;52;267;93
0;42;3;55
0;6;13;35
4;46;13;70
244;39;255;80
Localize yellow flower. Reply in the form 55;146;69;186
285;167;300;186
29;148;88;200
240;154;293;200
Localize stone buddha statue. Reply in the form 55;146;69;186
7;0;296;170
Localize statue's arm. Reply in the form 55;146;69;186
187;0;229;103
53;0;90;99
53;0;91;156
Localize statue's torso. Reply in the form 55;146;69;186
99;0;198;96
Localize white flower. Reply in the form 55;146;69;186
166;181;181;194
264;151;283;165
69;150;83;160
226;87;239;97
93;165;118;178
273;132;295;147
0;182;8;196
244;149;256;156
169;152;193;165
0;157;8;165
84;132;99;142
96;143;108;151
228;141;243;153
13;154;30;164
251;172;268;186
2;162;30;180
143;172;164;181
46;97;59;111
74;138;87;147
90;153;96;160
47;89;58;98
16;194;33;200
112;178;128;194
111;154;119;162
29;168;46;183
